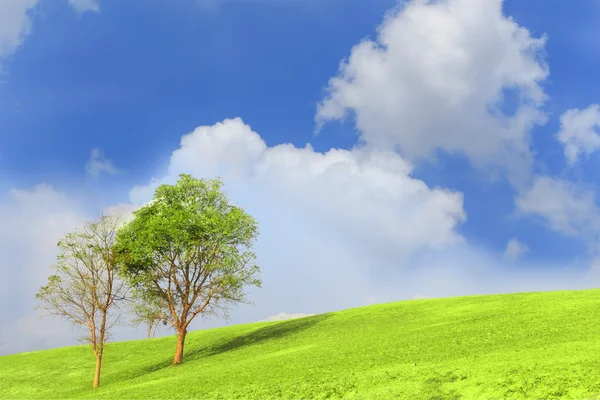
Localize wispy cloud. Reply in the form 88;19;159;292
504;238;530;262
0;0;40;70
556;105;600;166
67;0;100;14
85;148;119;178
0;0;98;71
516;176;600;240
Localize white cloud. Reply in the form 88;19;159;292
316;0;548;187
102;203;140;228
0;0;100;72
0;185;90;354
523;106;600;244
556;105;600;165
0;116;466;355
0;185;153;355
315;0;600;261
124;118;600;336
67;0;100;14
86;148;119;178
0;0;40;68
124;117;468;333
131;118;466;261
504;237;529;261
258;312;315;322
380;244;600;301
515;176;600;241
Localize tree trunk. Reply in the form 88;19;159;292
152;322;159;339
93;310;107;388
173;328;187;365
93;353;102;389
147;324;152;339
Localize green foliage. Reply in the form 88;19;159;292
7;288;600;399
115;174;261;330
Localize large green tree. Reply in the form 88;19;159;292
115;174;261;365
36;216;126;389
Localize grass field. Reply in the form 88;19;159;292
2;289;600;399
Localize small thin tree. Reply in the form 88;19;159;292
36;215;126;389
129;289;168;339
115;174;261;365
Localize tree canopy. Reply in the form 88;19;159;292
115;174;261;364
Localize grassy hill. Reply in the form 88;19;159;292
2;289;600;399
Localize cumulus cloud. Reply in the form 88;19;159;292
0;115;466;355
124;117;600;334
123;117;600;336
86;148;119;178
556;105;600;165
504;237;529;261
67;0;100;14
515;176;600;243
131;118;466;261
123;117;469;332
316;0;548;187
0;0;40;68
521;106;600;244
314;0;600;260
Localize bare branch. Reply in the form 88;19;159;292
35;215;127;388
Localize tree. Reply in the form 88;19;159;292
115;174;261;365
36;215;126;389
129;288;168;339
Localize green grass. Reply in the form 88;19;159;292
2;289;600;399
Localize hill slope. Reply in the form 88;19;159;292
2;289;600;399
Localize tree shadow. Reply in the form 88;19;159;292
124;313;332;380
121;357;174;381
186;312;332;362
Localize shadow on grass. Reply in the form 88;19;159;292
126;313;331;380
121;358;174;382
186;313;332;362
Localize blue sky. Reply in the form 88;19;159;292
1;0;395;182
3;0;600;354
